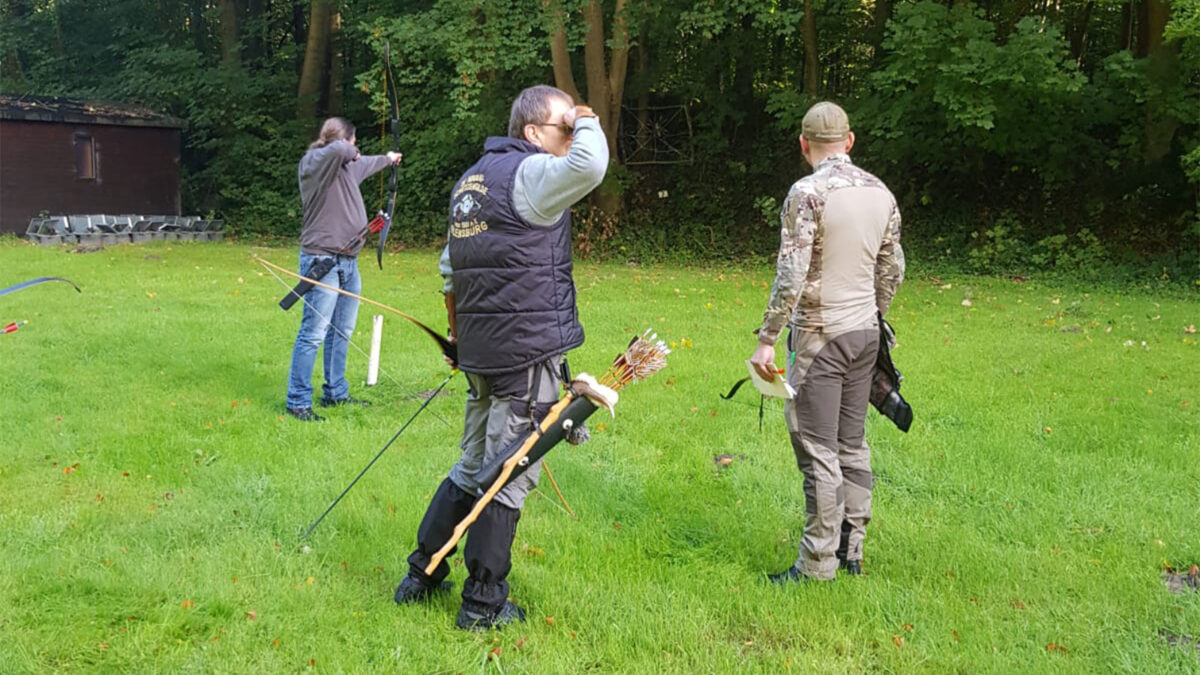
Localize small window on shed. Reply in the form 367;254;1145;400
74;134;96;180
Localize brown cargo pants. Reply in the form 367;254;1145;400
785;320;879;580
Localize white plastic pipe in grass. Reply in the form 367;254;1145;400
367;314;383;386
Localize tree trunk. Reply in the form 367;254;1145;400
871;0;893;65
292;0;307;47
545;0;581;102
1067;1;1094;64
2;0;30;83
1119;0;1134;51
634;30;649;163
325;8;343;115
578;0;632;218
189;0;207;52
245;0;265;64
297;0;333;122
605;0;631;158
1140;0;1178;162
803;0;819;97
218;0;242;72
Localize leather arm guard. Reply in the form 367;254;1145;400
278;257;337;310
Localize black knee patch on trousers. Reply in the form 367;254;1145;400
406;478;476;585
461;501;521;615
836;519;852;563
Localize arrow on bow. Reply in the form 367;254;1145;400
375;41;401;270
252;254;455;363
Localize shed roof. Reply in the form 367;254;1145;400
0;94;184;129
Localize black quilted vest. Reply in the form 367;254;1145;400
448;137;584;375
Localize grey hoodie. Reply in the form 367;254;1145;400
298;140;392;256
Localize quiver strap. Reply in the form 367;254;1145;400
278;257;338;310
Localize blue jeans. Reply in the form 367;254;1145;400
286;253;361;409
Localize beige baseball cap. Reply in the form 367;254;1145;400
801;102;850;143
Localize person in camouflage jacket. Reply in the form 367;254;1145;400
750;101;904;583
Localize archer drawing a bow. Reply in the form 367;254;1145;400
424;331;671;576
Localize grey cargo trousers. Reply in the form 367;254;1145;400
785;320;880;580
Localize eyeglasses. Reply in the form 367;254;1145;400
536;121;573;137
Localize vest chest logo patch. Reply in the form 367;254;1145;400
451;173;489;239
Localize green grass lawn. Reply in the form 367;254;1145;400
1;237;1197;673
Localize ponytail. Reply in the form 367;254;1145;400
309;117;356;150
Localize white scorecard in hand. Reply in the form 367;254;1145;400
745;360;796;399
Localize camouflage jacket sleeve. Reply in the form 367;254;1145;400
874;200;905;316
758;185;820;345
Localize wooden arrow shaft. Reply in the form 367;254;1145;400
424;393;577;575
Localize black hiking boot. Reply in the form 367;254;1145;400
286;407;325;422
394;575;452;605
455;600;527;631
767;566;828;586
841;559;863;576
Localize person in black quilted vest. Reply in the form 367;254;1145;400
394;85;608;630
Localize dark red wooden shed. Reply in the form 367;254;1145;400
0;94;184;234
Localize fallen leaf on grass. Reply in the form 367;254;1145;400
1046;642;1068;653
1186;325;1196;334
180;599;195;609
713;454;745;468
488;647;502;660
952;630;959;642
272;638;280;648
545;616;556;626
903;623;914;631
892;635;904;647
246;610;257;621
1010;600;1027;610
515;637;527;649
98;642;109;650
306;577;315;585
613;522;622;531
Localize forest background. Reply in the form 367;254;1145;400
1;0;1196;280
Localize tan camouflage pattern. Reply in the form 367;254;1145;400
759;154;905;345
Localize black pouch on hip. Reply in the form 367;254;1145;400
279;257;337;310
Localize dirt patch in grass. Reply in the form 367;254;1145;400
1162;564;1199;594
1159;629;1200;661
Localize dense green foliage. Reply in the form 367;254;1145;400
1;0;1196;275
1;239;1198;671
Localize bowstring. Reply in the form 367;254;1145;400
377;61;387;213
